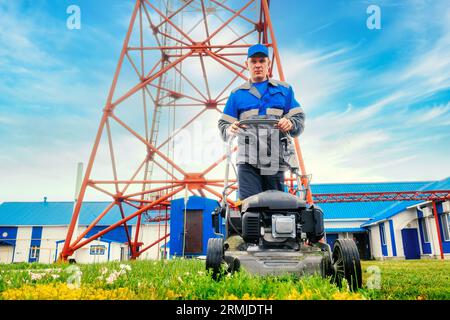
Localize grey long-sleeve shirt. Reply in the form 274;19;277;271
218;79;305;173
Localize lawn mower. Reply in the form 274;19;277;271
206;118;362;290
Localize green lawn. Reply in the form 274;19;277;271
360;260;450;300
0;259;449;300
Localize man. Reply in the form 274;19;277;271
218;44;305;201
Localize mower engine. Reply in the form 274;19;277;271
241;190;324;249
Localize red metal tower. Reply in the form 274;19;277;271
60;0;450;261
60;0;310;261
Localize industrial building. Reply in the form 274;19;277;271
1;177;449;264
361;177;450;260
0;200;165;264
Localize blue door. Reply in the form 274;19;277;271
325;233;338;250
401;229;420;260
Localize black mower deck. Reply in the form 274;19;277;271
224;235;331;277
226;247;327;277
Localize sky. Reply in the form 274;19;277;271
0;0;449;203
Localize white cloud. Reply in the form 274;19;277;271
0;115;17;125
280;45;361;110
278;3;450;183
0;5;57;69
406;102;450;124
2;0;450;204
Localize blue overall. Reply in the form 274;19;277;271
218;78;305;201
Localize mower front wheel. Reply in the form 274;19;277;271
206;238;225;280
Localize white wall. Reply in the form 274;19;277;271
368;224;382;259
40;226;84;263
384;221;393;257
70;240;121;264
371;219;405;259
133;224;170;260
54;226;126;264
52;224;166;263
108;243;123;262
39;226;68;263
325;220;369;230
13;227;32;263
4;223;168;264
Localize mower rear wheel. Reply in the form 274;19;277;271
224;255;240;274
331;239;362;291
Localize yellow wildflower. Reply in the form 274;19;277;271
1;283;136;300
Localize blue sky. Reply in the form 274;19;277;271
0;0;449;202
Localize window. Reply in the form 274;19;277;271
380;223;386;245
90;245;106;255
420;218;430;243
30;246;40;259
441;213;450;241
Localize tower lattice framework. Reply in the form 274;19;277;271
60;0;313;261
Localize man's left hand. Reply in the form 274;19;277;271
276;118;293;133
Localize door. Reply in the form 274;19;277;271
120;247;128;261
325;233;338;250
0;244;13;263
353;232;371;260
185;210;203;254
401;228;421;259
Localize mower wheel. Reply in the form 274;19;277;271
331;239;362;291
206;238;224;280
224;255;240;274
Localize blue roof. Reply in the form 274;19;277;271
311;181;430;194
361;177;450;227
421;177;450;190
319;201;405;220
0;202;161;226
312;180;431;220
360;200;422;227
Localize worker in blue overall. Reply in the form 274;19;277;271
218;44;305;202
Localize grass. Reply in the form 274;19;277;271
0;259;449;300
360;260;450;300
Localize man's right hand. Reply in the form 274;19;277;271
226;121;247;137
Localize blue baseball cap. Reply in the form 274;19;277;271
247;44;269;58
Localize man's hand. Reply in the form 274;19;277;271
276;118;293;133
226;121;247;137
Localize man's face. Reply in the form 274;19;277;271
246;55;271;82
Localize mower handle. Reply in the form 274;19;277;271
239;119;279;126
